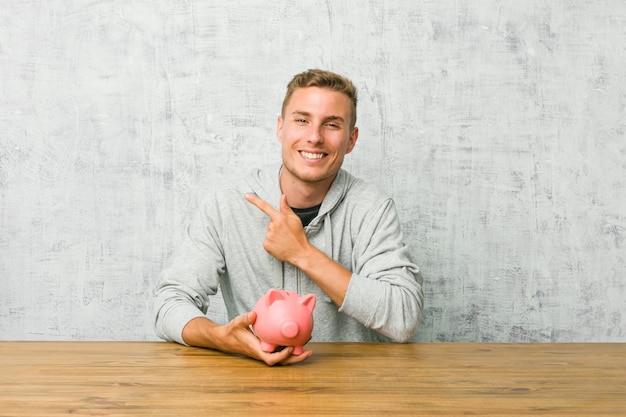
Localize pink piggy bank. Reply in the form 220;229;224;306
252;289;316;355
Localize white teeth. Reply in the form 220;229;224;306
301;151;324;159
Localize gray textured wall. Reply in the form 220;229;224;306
1;1;625;342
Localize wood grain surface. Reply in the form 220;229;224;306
1;342;625;416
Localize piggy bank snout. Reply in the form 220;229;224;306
281;321;300;339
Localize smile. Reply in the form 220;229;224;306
300;151;326;160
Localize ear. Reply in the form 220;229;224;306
276;115;284;143
299;294;317;313
266;288;285;306
346;126;359;154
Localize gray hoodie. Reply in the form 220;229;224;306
154;164;424;344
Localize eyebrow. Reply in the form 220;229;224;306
291;111;345;123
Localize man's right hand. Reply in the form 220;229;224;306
181;312;313;366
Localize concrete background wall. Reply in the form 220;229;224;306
1;1;625;342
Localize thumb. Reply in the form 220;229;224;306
240;310;257;327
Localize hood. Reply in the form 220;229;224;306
244;163;283;207
244;163;358;221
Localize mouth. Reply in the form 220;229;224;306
299;151;326;160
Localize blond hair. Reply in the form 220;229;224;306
281;69;358;129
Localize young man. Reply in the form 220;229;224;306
154;69;424;366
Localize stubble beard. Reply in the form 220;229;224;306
282;158;338;187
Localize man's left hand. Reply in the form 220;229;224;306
244;193;310;265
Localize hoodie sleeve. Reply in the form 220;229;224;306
153;195;225;345
338;198;424;343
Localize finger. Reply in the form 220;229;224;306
260;346;295;366
231;311;256;331
244;193;280;219
280;349;313;365
279;194;295;215
244;310;256;326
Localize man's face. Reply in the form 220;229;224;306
277;86;358;187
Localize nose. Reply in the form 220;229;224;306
307;126;323;144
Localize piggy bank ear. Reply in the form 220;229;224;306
266;288;285;306
299;294;316;313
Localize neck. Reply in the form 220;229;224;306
279;169;335;209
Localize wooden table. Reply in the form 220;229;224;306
0;342;624;416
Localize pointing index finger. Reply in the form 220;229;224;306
244;193;280;219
